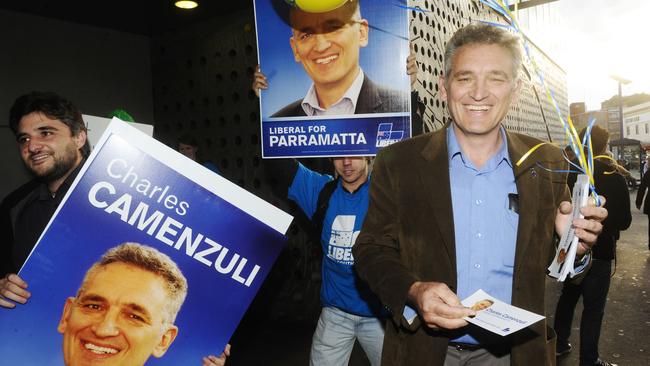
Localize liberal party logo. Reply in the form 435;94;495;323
327;215;359;265
375;123;404;147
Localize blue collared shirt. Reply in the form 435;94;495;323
447;126;518;344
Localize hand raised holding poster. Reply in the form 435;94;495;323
254;0;411;157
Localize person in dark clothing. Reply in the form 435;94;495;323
636;163;650;251
0;91;89;308
177;134;221;175
554;125;631;366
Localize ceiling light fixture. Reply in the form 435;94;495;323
175;1;199;9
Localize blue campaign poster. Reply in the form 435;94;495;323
254;0;411;157
0;120;292;365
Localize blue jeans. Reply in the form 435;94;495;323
310;306;385;366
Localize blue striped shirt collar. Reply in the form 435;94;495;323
446;125;513;170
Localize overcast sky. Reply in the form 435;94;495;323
551;0;650;110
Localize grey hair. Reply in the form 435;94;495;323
78;242;188;324
444;23;523;80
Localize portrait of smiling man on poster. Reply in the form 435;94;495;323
57;243;187;366
255;0;410;118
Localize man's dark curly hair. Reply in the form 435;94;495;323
9;91;90;158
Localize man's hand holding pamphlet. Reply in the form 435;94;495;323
461;289;545;337
403;289;545;336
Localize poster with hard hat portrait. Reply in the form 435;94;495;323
254;0;411;158
0;119;292;365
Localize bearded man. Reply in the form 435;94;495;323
0;91;89;308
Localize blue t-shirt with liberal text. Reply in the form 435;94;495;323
288;163;381;317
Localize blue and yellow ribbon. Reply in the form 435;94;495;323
478;0;609;206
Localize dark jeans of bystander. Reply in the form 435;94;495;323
553;259;612;366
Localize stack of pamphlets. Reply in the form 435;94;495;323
548;174;590;281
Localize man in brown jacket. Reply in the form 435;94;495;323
353;24;607;366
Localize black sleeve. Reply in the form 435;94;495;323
0;181;40;276
410;91;425;137
601;173;632;233
567;171;578;192
0;197;15;277
636;169;650;209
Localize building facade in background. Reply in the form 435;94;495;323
623;101;650;145
570;102;608;133
601;93;650;143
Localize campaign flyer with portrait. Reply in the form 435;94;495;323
461;290;545;337
0;119;292;365
254;0;411;158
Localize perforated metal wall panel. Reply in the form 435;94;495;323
152;16;261;189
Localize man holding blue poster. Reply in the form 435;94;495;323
272;0;407;117
1;91;89;308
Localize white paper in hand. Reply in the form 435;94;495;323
462;290;545;336
548;174;590;281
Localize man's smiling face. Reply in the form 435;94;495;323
16;111;85;183
57;262;178;366
440;43;521;138
289;4;368;90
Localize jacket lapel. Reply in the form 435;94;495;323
507;132;542;280
414;129;546;282
355;76;381;114
418;129;457;270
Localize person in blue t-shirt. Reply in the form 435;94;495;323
295;156;383;366
268;155;384;366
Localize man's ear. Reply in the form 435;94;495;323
151;325;179;358
358;19;369;47
57;297;75;334
438;74;448;101
74;129;87;150
289;36;301;63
